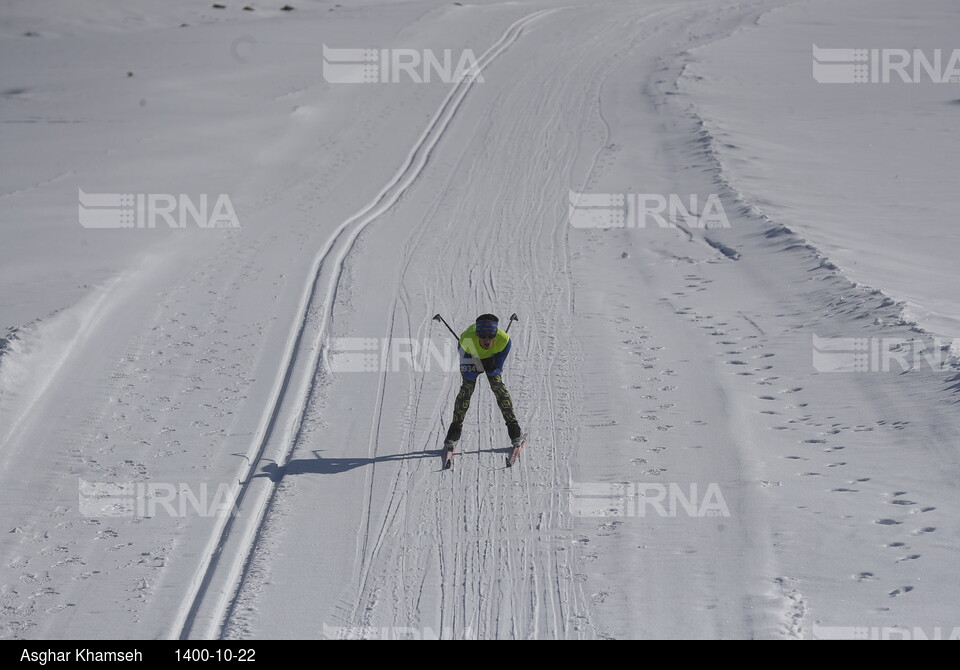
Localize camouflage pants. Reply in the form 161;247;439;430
452;374;518;427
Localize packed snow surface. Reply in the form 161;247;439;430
1;0;958;640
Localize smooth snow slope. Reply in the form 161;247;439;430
679;0;960;338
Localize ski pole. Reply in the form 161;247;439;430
432;313;459;341
435;312;518;339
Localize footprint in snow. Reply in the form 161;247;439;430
896;554;921;563
888;586;914;597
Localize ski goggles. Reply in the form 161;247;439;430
476;321;498;338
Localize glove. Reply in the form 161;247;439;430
481;356;497;374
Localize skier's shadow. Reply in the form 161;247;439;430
254;449;438;480
253;446;511;481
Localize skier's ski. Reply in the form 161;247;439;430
505;435;526;468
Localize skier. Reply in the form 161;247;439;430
444;314;523;456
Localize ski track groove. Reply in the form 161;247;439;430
173;9;559;640
214;1;723;640
197;8;560;640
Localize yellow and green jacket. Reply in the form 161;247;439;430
458;324;512;380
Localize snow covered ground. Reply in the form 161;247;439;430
680;0;960;339
1;0;958;640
